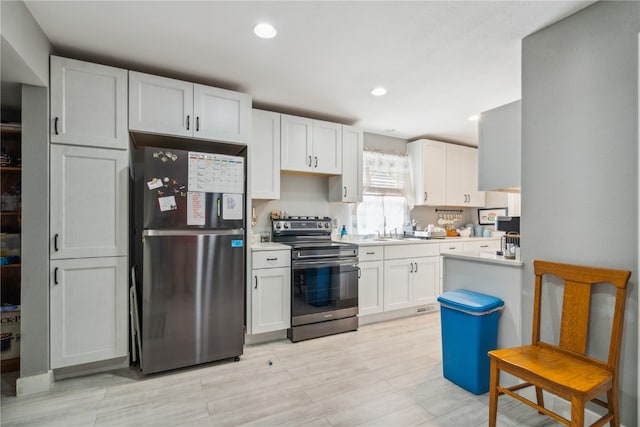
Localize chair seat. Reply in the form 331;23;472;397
489;345;612;398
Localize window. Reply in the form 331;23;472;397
355;150;414;236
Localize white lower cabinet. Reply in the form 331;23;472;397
358;245;384;316
250;250;291;334
384;256;439;310
50;256;128;369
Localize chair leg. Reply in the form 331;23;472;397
607;387;619;427
570;396;585;427
535;386;544;415
488;360;499;427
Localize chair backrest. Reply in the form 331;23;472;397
532;260;630;373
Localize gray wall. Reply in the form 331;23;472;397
522;1;639;425
21;85;50;377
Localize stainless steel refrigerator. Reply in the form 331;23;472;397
132;144;246;374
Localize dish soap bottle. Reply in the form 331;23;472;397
340;225;347;239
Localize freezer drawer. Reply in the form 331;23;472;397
140;230;245;374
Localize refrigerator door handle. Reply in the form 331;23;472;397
143;229;244;237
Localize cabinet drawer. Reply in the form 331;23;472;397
359;246;383;261
385;243;439;260
439;242;464;254
463;239;500;252
252;250;290;269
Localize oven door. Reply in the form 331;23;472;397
291;258;359;326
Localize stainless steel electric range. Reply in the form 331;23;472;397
272;216;359;342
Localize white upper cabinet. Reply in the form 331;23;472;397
329;125;363;202
129;71;250;144
280;114;342;175
50;56;128;149
408;139;484;207
129;71;194;137
50;144;128;259
446;144;485;207
250;109;281;200
193;83;251;143
408;139;447;206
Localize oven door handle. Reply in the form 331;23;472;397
293;259;358;269
293;251;357;260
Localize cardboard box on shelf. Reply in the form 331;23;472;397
1;306;20;360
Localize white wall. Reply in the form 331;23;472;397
522;2;639;424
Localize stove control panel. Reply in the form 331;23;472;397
272;217;332;234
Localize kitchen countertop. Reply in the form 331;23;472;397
339;236;500;246
442;251;524;267
251;242;291;251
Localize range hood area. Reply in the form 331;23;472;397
477;100;521;193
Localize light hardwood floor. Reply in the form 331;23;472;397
1;313;559;426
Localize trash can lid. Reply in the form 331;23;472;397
437;289;504;313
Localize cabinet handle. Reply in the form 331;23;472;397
357;267;361;279
344;186;347;198
480;245;489;248
54;117;59;135
366;251;375;255
266;257;278;261
54;233;59;252
410;263;414;273
254;275;258;289
308;156;312;167
54;267;59;285
196;116;200;132
314;156;318;168
424;192;427;202
448;247;455;250
186;115;190;130
414;262;418;272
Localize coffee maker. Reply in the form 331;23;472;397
496;216;520;259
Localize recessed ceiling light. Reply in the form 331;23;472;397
254;23;277;39
371;87;387;96
468;114;480;121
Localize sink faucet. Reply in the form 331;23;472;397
383;216;387;238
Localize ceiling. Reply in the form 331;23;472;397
23;1;593;145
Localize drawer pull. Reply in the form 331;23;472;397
448;247;456;250
480;245;489;248
366;252;375;255
266;257;278;261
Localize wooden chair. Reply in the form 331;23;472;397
488;260;631;427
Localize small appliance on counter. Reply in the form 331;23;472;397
495;216;520;259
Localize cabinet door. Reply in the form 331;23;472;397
329;125;363;202
50;256;128;368
359;260;384;316
280;114;313;172
312;120;342;174
445;144;468;206
412;256;439;307
50;145;128;259
50;56;128;149
129;71;193;137
251;267;291;334
193;84;251;144
383;259;412;310
408;140;447;206
462;146;485;207
251;110;281;199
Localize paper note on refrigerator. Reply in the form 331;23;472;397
187;152;244;194
222;193;243;220
187;191;206;225
158;195;177;212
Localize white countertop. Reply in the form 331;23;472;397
339;236;500;247
442;251;524;267
251;242;291;251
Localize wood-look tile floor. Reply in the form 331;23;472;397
1;313;559;426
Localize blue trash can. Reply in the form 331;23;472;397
437;289;504;394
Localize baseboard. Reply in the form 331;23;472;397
16;370;53;396
358;305;438;326
245;329;287;345
54;356;129;380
